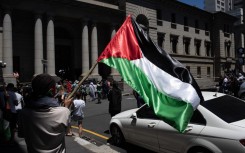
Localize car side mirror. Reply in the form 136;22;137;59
131;112;137;119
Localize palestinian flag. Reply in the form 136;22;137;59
97;15;204;132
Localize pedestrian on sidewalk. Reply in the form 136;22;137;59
71;91;85;137
19;74;73;153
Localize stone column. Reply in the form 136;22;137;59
165;34;171;54
46;18;56;76
0;27;3;61
34;16;43;75
110;28;119;76
3;13;13;77
91;22;98;76
81;21;89;76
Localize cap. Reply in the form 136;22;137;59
32;74;56;97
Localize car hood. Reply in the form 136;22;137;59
230;119;245;128
112;108;138;119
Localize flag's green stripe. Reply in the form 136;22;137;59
132;56;200;109
101;57;194;132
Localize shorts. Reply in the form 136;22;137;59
71;115;83;125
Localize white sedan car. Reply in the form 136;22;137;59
109;91;245;153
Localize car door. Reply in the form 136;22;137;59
124;105;160;152
157;109;206;153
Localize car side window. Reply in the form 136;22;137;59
136;105;159;120
136;105;206;125
190;110;206;125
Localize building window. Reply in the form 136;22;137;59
197;67;201;78
157;33;165;49
195;20;199;34
184;17;188;26
205;23;208;30
224;24;230;33
195;20;199;28
224;24;230;37
224;24;226;32
195;39;201;56
157;9;163;26
171;23;177;29
205;23;209;36
184;17;189;31
207;67;210;77
171;13;176;23
205;41;211;57
183;37;190;55
157;9;162;20
225;41;231;57
170;35;178;53
171;13;177;29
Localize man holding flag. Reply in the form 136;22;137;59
97;15;203;133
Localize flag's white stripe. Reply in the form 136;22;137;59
132;55;200;109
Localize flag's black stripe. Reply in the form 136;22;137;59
131;17;204;103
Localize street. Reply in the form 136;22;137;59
77;94;155;152
76;95;148;152
81;94;137;141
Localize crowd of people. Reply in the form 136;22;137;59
0;73;123;153
218;72;245;97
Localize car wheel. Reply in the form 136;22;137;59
240;93;245;100
110;124;125;146
188;147;212;153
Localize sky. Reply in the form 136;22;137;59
178;0;204;9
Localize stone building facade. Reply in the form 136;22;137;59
0;0;237;89
0;0;124;84
124;0;236;88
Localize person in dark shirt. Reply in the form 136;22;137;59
107;81;122;117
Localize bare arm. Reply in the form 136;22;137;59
63;96;73;108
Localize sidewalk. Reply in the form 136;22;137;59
0;133;94;153
1;130;127;153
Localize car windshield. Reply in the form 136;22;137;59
202;95;245;123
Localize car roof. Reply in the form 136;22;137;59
201;91;245;123
201;91;226;101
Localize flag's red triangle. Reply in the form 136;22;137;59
97;15;142;62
